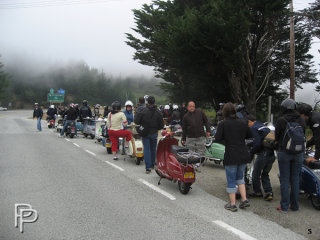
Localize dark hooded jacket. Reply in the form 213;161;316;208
134;104;163;135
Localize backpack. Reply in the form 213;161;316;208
281;119;305;154
257;125;275;149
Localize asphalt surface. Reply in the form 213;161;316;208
0;110;311;240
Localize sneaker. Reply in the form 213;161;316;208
239;199;250;209
264;192;273;201
58;135;64;138
224;203;237;212
146;169;151;174
113;157;119;161
248;192;263;198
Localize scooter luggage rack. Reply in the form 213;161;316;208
176;152;202;164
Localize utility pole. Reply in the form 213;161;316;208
290;0;295;100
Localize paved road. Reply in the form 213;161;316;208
0;111;308;240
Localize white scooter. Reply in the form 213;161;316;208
119;124;144;165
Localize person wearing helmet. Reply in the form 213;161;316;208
247;114;275;201
107;101;132;160
236;104;249;121
47;104;57;121
79;100;92;122
33;103;43;131
134;96;164;174
94;104;101;119
60;103;78;137
298;103;320;160
123;100;134;125
215;103;225;125
275;98;306;212
171;104;181;122
163;104;172;124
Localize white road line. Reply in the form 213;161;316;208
85;150;96;156
212;220;257;240
104;161;125;172
138;179;176;201
73;143;80;148
65;139;70;142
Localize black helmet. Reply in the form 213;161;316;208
147;96;155;105
297;103;312;117
83;100;88;106
280;98;296;114
111;101;121;111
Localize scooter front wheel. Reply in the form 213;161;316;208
311;195;320;210
178;181;192;194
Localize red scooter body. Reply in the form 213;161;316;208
156;132;197;194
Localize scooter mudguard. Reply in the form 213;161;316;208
300;166;320;197
205;142;225;160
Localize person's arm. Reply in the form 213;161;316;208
40;108;43;119
250;128;262;154
33;110;35;119
122;113;128;128
312;126;320;159
214;122;224;141
202;110;211;137
182;115;187;142
134;108;143;125
158;111;164;130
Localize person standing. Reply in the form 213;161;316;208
215;102;252;212
33;103;43;131
181;101;210;172
79;100;92;122
247;115;275;201
275;98;306;212
134;96;164;174
297;103;320;160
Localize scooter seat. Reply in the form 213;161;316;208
176;152;203;164
171;145;189;155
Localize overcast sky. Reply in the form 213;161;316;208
0;0;319;104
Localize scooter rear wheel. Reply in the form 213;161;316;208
311;195;320;210
106;147;112;154
90;134;95;139
178;181;192;194
135;157;143;165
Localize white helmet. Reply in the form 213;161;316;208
125;100;134;108
144;95;149;104
164;105;170;110
173;104;179;110
50;105;54;108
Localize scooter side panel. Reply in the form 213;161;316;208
300;166;320;196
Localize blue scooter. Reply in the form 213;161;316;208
300;149;320;210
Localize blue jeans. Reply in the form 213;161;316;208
225;164;247;193
277;151;304;211
252;150;275;194
60;120;76;136
37;118;42;131
142;132;158;170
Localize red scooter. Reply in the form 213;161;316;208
155;130;203;194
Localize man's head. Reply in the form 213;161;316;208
82;100;88;106
147;96;155;105
187;101;196;113
34;103;38;108
247;114;256;127
297;103;312;121
222;102;236;119
182;102;186;108
138;97;145;105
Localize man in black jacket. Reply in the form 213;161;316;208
297;103;320;160
60;103;78;137
79;100;92;122
181;101;210;172
134;96;164;174
33;103;43;131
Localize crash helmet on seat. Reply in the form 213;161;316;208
125;100;134;108
164;105;170;110
111;101;121;111
280;98;296;114
173;104;179;110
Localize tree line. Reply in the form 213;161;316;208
126;0;319;116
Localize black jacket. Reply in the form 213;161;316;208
307;111;320;159
47;108;57;118
172;110;181;122
275;112;306;152
64;107;78;121
182;109;210;141
215;117;252;165
79;106;92;120
134;105;164;135
33;107;43;119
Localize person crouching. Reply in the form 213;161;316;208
107;101;132;160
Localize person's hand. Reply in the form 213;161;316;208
181;139;186;146
206;132;211;137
